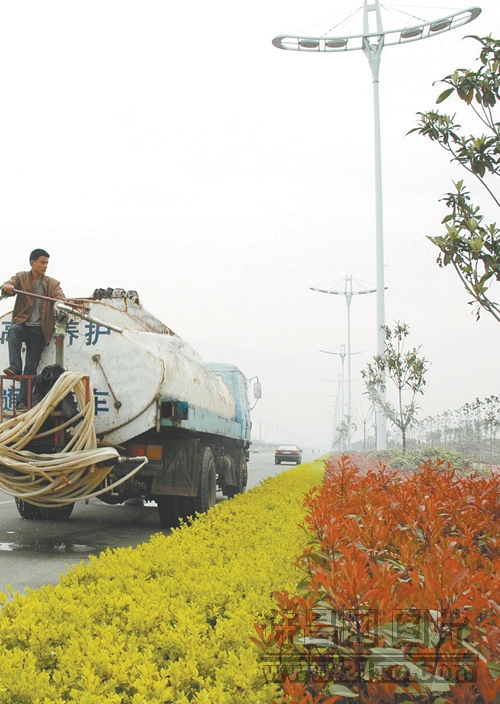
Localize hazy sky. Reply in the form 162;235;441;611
1;0;499;451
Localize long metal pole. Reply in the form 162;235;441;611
1;288;62;304
335;374;342;450
346;277;353;451
363;0;387;450
372;65;387;450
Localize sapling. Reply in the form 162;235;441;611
362;322;429;453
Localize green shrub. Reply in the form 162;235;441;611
369;447;471;471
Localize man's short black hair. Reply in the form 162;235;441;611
30;249;50;262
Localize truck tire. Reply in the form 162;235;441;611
15;498;40;520
173;495;197;525
226;452;247;499
157;495;196;529
196;446;216;513
38;503;75;520
157;446;216;528
156;495;178;528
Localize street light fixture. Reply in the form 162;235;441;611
273;2;481;450
272;7;481;52
313;275;375;450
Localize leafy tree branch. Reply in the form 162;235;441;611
410;35;500;321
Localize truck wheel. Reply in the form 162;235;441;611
226;452;248;499
158;495;195;529
173;495;196;525
38;503;75;520
196;446;216;513
15;498;40;520
156;495;178;528
239;455;248;492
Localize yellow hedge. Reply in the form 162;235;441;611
0;460;324;704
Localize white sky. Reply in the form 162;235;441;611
0;0;499;451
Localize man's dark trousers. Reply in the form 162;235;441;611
7;323;46;406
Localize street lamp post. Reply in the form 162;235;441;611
273;3;481;450
324;375;343;450
322;345;347;448
321;342;365;450
313;275;375;449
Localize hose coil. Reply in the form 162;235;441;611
0;372;147;507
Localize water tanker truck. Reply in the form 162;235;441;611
0;288;261;527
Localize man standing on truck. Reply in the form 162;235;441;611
1;249;66;411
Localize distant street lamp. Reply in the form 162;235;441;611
313;275;375;449
324;379;342;449
273;2;481;450
321;345;347;449
321;341;366;450
324;375;343;450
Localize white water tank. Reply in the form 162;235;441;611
0;297;236;445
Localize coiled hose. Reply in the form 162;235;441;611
0;372;148;506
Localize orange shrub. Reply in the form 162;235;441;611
254;455;500;703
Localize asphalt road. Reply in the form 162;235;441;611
0;450;316;595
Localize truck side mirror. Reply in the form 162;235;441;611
253;382;262;400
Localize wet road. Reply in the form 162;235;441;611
0;450;316;595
